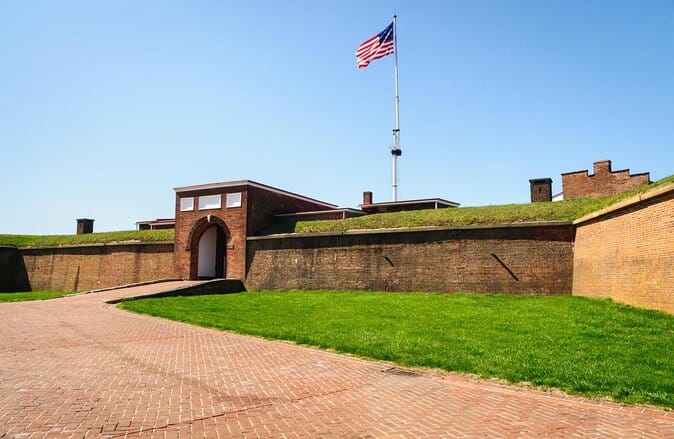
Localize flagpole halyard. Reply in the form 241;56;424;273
391;15;402;201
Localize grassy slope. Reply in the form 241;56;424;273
120;291;674;408
0;229;174;247
264;174;674;234
0;291;72;302
2;175;672;242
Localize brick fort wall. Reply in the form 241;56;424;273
20;242;174;292
573;184;674;314
245;223;575;295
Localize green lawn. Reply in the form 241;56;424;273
119;291;674;408
0;291;73;302
263;175;674;234
0;229;174;247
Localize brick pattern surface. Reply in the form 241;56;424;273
573;189;674;313
1;282;671;438
246;225;574;295
18;243;174;293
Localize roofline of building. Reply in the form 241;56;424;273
560;168;650;178
135;219;176;225
361;198;460;208
274;208;365;217
173;179;337;209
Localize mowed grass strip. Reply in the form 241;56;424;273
0;291;72;302
119;291;674;408
0;229;174;247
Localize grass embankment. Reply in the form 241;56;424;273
0;229;174;247
0;291;72;302
264;174;674;234
120;291;674;408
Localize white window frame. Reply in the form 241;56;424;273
198;194;221;210
225;192;242;208
180;197;194;212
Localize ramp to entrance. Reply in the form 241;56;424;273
105;279;244;304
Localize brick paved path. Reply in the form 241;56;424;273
0;282;671;438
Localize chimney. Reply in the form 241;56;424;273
76;218;94;234
362;191;373;206
529;178;552;203
593;160;612;175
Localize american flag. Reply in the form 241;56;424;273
356;22;394;68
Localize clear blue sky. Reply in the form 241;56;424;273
1;0;672;234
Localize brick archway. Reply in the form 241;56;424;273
186;216;231;279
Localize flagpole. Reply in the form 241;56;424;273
391;14;401;201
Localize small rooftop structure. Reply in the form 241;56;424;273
274;208;366;223
136;218;176;231
359;191;459;214
76;218;94;235
529;178;553;203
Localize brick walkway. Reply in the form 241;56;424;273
0;282;671;438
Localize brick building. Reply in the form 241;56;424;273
561;160;650;199
173;180;336;280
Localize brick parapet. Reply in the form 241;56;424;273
561;160;650;199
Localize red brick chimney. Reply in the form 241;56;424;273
529;178;552;203
362;191;373;206
593;160;612;175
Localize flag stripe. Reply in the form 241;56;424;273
356;22;394;68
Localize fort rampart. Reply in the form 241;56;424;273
572;184;674;313
245;223;574;295
2;183;673;314
16;242;174;292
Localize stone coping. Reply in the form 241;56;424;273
573;182;674;225
248;221;574;240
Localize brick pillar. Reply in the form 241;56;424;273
529;179;552;203
76;218;94;234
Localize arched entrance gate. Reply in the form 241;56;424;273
187;216;231;279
